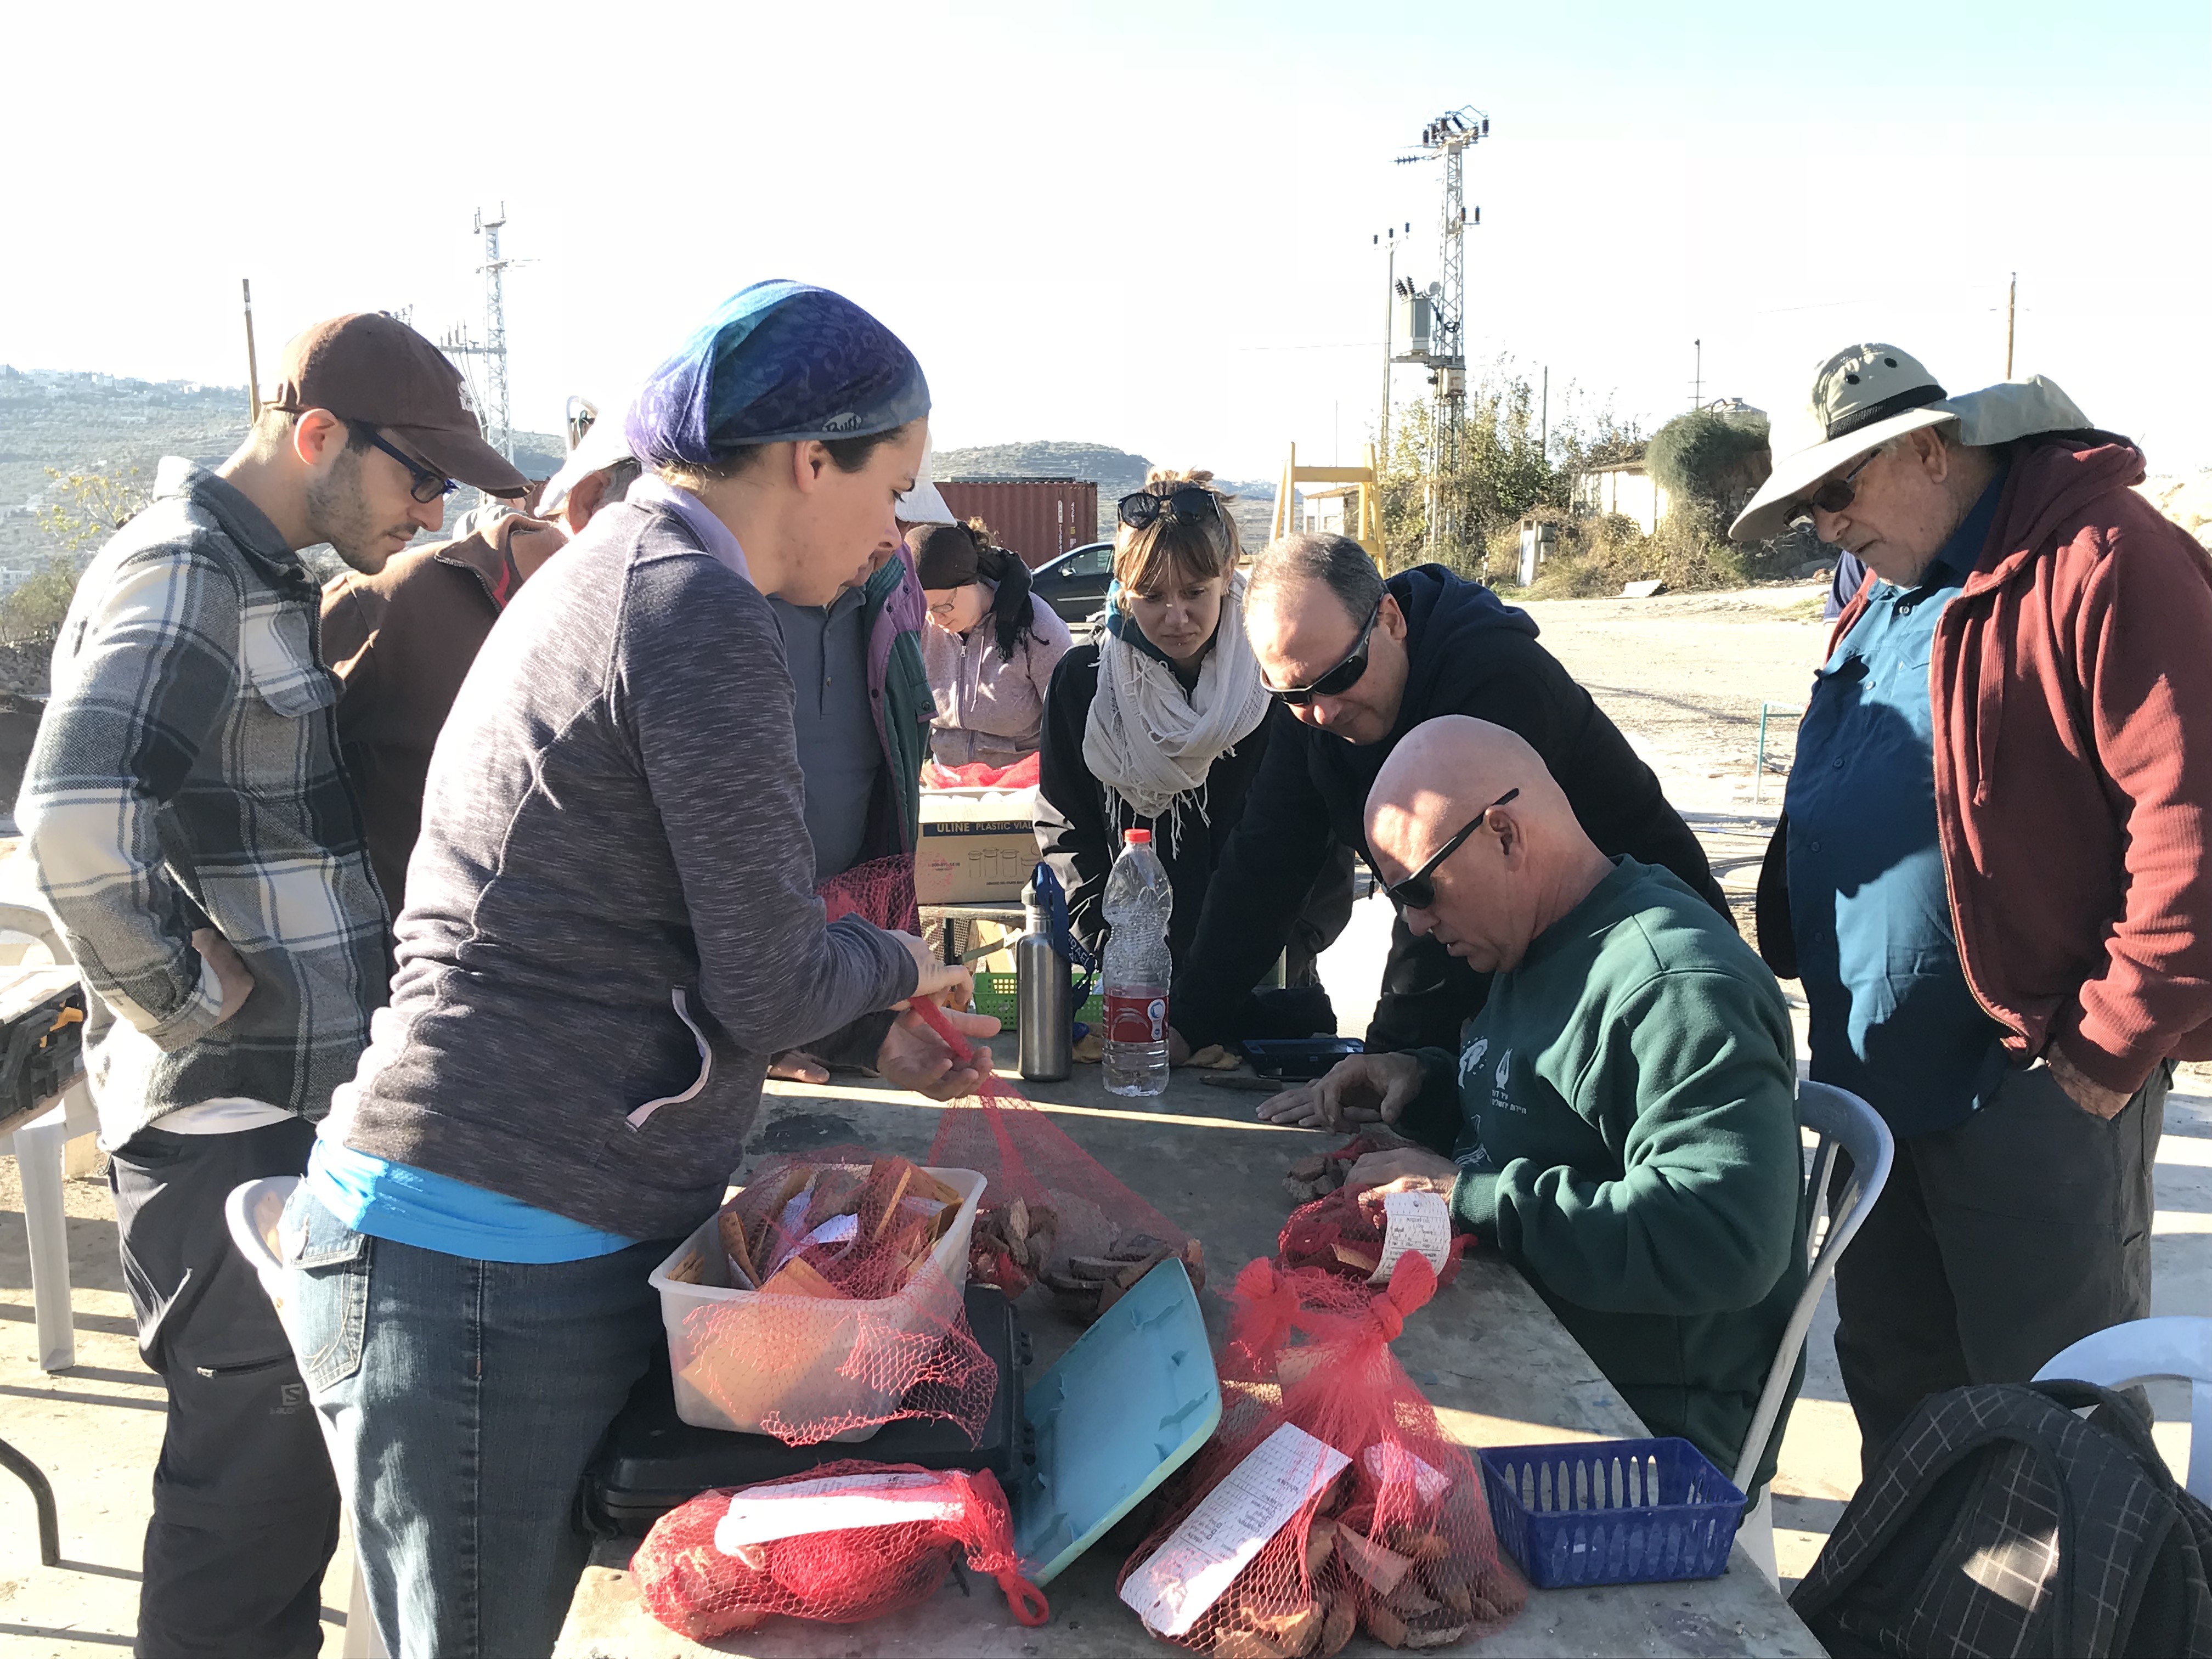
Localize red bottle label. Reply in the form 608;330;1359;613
1103;990;1167;1045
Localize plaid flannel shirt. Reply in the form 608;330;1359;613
16;458;388;1147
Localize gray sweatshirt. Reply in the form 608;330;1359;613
330;495;916;1240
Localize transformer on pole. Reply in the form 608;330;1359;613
1396;106;1487;559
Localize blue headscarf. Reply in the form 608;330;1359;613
625;280;929;468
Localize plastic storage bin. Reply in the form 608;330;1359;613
970;971;1103;1034
1477;1436;1746;1588
648;1166;985;1438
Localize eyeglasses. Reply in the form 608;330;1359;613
1118;487;1221;530
1382;788;1521;910
358;425;458;506
1786;450;1878;527
1265;601;1382;706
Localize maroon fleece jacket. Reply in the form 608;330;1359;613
1827;437;2212;1095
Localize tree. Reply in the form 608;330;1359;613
0;466;151;645
1645;410;1771;520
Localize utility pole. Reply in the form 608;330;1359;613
1540;365;1548;462
1693;338;1702;413
1398;106;1487;560
441;204;529;462
241;279;262;421
2005;273;2017;379
1374;224;1407;470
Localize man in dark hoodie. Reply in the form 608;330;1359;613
1735;345;2212;1467
1176;530;1726;1065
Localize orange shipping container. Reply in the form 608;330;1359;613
936;478;1101;569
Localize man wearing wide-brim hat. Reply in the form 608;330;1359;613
1740;344;2212;1469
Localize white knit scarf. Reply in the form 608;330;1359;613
1081;574;1272;847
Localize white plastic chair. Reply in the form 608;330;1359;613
0;896;95;1374
1734;1080;1895;1585
2034;1317;2212;1501
226;1176;388;1659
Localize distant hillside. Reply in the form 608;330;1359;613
931;439;1282;545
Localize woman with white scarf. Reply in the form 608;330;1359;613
1036;472;1352;1006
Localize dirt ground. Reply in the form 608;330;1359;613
1;581;2205;1652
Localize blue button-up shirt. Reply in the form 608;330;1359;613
1785;470;2010;1137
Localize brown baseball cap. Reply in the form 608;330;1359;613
267;312;528;496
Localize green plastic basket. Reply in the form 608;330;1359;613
972;971;1102;1032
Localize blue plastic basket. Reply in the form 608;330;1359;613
1477;1437;1747;1588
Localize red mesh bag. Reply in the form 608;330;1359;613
924;753;1041;790
910;997;1205;1324
1277;1187;1471;1290
1119;1254;1523;1653
671;1151;999;1445
633;1461;1049;1640
817;854;919;934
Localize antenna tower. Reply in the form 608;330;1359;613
440;204;528;462
1397;106;1488;558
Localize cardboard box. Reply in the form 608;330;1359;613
916;787;1039;905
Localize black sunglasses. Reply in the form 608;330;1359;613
1786;450;1877;527
1383;788;1521;909
1118;486;1221;530
1266;600;1382;706
359;425;458;506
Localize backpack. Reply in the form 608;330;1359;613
1792;1380;2212;1658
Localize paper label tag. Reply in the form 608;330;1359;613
1103;990;1167;1045
1119;1423;1351;1637
715;1470;956;1551
1363;1439;1453;1504
1369;1189;1452;1285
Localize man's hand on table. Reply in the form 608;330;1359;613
1167;1025;1192;1066
191;927;254;1025
874;1006;999;1100
1345;1145;1462;1199
1256;1051;1426;1130
2045;1046;2132;1120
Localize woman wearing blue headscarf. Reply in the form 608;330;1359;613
280;282;996;1656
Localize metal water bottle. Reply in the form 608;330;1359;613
1016;877;1071;1081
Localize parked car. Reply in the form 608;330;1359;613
1029;540;1115;625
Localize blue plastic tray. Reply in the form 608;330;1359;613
1477;1437;1746;1588
1013;1257;1220;1586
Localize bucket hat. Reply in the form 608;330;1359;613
1729;343;2089;541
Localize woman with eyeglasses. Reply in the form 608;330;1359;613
911;518;1073;769
1035;472;1351;1015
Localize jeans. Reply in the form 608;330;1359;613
109;1117;338;1659
280;1188;673;1659
1831;1056;2170;1472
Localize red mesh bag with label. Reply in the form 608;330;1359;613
633;1461;1049;1641
671;1150;1000;1446
909;998;1205;1324
1276;1187;1471;1290
1119;1253;1523;1654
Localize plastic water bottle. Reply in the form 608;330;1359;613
1101;829;1173;1097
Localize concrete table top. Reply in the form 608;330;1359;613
556;1064;1824;1659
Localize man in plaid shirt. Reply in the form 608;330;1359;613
17;312;524;1658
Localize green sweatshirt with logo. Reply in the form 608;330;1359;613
1397;857;1808;1491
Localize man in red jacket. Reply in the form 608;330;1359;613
1736;345;2212;1466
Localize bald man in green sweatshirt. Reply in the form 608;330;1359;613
1300;716;1808;1491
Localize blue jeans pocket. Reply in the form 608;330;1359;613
279;1186;373;1393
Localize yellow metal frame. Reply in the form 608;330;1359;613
1269;441;1385;563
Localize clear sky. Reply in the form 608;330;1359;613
9;0;2208;480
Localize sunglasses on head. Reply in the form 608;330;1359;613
1265;600;1382;706
1786;449;1878;527
358;425;458;506
1382;788;1521;910
1118;486;1221;530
